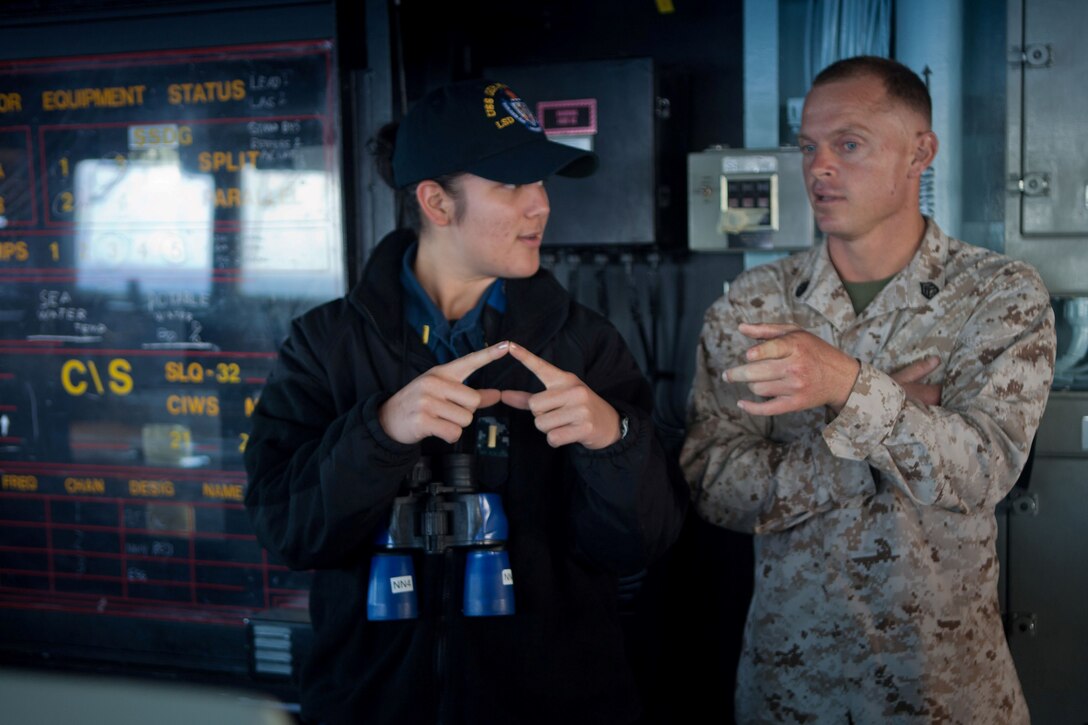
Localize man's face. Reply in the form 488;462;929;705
798;73;928;244
444;173;550;280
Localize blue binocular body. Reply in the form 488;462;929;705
367;454;515;620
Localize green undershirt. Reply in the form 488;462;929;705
842;275;895;314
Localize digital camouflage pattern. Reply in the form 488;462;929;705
682;220;1055;724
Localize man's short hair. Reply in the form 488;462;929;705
812;55;932;127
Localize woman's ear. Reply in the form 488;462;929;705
416;180;454;227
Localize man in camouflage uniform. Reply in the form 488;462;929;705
681;56;1055;723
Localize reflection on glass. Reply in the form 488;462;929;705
74;158;214;296
238;156;343;299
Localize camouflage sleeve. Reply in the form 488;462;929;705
681;289;877;534
823;262;1056;512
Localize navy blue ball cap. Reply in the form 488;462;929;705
392;79;598;189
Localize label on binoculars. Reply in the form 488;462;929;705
502;569;513;586
390;575;415;594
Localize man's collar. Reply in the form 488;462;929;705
796;217;950;328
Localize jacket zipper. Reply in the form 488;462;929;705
436;547;456;724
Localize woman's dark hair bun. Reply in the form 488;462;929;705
367;121;399;189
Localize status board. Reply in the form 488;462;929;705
0;40;343;671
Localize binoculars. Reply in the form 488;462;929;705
366;454;515;620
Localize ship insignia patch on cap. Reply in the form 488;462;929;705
483;83;542;132
500;88;541;131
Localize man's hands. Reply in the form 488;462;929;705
890;355;942;406
724;323;943;415
724;323;860;416
501;343;622;450
379;342;510;445
379;341;621;449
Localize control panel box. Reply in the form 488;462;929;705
688;147;814;251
